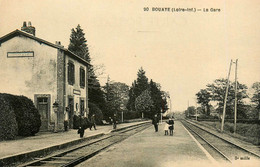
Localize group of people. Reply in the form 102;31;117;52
78;113;118;138
79;113;174;138
152;114;175;136
110;114;117;130
77;114;97;138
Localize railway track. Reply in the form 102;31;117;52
181;120;260;163
18;123;151;167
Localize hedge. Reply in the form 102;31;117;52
124;110;140;120
0;96;18;140
0;93;41;137
197;118;260;124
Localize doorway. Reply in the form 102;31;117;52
37;97;49;131
68;97;74;128
80;99;85;116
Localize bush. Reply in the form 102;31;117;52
73;115;91;129
202;121;260;145
73;115;81;129
88;102;103;125
124;110;140;120
0;96;18;140
0;93;41;136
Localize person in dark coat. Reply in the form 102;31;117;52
78;126;85;138
90;114;97;130
112;114;117;130
152;114;159;132
168;117;174;136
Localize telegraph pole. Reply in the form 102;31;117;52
195;100;198;121
234;59;238;133
221;60;233;133
187;100;189;117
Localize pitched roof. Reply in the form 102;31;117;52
0;29;91;66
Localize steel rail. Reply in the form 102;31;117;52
184;119;260;159
19;123;151;167
182;121;232;162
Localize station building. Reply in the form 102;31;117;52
0;22;90;131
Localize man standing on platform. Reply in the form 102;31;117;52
112;114;117;130
168;117;174;136
90;114;97;130
152;114;159;132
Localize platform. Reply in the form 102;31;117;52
77;121;219;167
0;121;148;166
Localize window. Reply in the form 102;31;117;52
80;67;85;88
80;99;85;116
68;61;75;85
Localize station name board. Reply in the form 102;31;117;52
73;89;81;95
7;51;34;58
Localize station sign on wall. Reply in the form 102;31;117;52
7;51;34;58
73;89;81;95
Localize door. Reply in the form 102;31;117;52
37;97;49;131
68;98;74;128
80;99;85;116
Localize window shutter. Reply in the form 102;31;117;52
68;64;71;85
72;64;75;84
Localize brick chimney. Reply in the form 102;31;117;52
21;21;36;36
55;41;64;48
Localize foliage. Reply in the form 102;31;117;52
196;89;211;115
73;115;80;129
205;78;248;118
202;121;260;145
150;80;168;114
0;96;18;140
135;67;149;97
88;79;106;114
73;115;91;129
127;67;169;119
68;25;106;119
135;89;153;118
127;67;149;112
127;81;137;112
88;102;103;125
103;80;129;119
68;24;90;61
185;106;196;117
0;93;41;137
251;82;260;112
124;110;141;120
246;106;259;119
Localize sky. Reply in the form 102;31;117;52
0;0;259;111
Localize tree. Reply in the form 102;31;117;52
150;80;167;115
196;89;211;115
135;89;153;118
206;78;248;119
127;67;149;112
111;82;129;112
104;79;129;119
251;82;260;109
126;81;136;111
135;67;149;97
68;25;106;118
251;82;260;119
127;67;168;118
88;102;104;124
185;106;196;117
68;24;90;61
88;80;106;114
161;91;169;113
